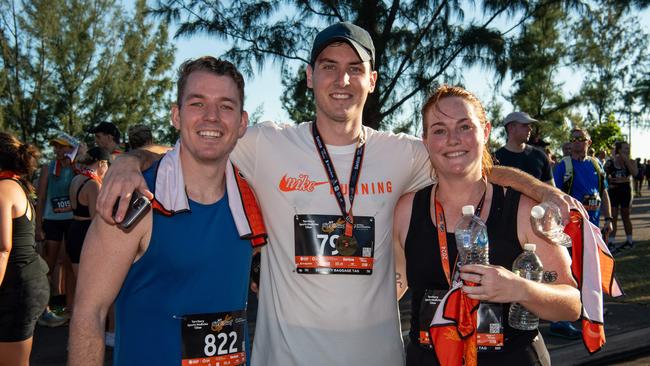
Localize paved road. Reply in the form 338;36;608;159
30;185;650;365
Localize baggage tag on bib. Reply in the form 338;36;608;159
51;196;71;213
582;193;601;211
418;289;447;348
294;214;375;275
181;310;246;366
477;302;504;352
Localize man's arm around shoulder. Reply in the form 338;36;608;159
68;212;152;366
96;146;168;224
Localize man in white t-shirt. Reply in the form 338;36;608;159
97;22;581;366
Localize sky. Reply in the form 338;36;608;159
166;5;650;158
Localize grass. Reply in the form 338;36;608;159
609;239;650;304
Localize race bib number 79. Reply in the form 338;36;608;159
181;310;246;366
294;214;375;275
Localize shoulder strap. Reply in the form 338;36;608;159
76;177;93;201
588;157;605;194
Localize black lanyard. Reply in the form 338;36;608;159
433;182;487;285
312;122;366;237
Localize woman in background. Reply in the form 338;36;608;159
67;147;110;275
604;141;637;250
0;132;50;366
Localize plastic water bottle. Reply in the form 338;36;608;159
530;202;572;247
454;205;489;266
508;244;544;330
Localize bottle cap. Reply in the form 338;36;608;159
461;205;475;216
524;243;537;252
530;205;544;219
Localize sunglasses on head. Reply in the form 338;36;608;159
570;136;588;142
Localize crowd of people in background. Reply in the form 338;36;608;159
0;21;645;366
0;123;155;364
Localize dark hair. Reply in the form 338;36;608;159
421;84;493;177
127;124;153;150
614;140;629;155
0;132;40;193
77;147;111;165
176;57;245;111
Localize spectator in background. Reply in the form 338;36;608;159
89;122;122;157
633;158;644;197
67;147;111;276
553;128;612;339
127;125;153;151
35;132;79;327
0;133;50;366
604;141;637;251
596;149;608;165
494;111;554;186
562;142;572;158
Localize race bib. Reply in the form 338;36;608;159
294;214;375;275
582;193;601;211
51;196;71;213
477;302;504;352
181;310;246;366
418;289;447;348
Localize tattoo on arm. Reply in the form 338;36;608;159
543;271;558;283
396;273;403;288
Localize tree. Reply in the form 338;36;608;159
588;114;624;153
150;0;577;130
571;0;649;125
506;3;580;150
0;0;175;145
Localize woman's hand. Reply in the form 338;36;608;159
459;264;526;303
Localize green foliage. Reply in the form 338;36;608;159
280;65;314;124
0;0;175;146
149;0;559;129
571;1;649;125
587;114;624;153
507;3;576;151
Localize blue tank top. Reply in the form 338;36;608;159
114;163;252;365
43;160;74;220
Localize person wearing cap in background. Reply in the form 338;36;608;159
89;122;123;157
97;22;583;366
127;124;154;151
494;112;555;186
35;132;80;328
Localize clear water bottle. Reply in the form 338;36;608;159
530;202;572;247
454;205;489;266
508;243;544;330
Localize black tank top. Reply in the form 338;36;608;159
605;159;630;184
72;177;92;218
405;183;537;354
1;178;48;285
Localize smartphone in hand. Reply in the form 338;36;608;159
112;191;151;229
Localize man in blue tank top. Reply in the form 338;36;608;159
69;57;254;366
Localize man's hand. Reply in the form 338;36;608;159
540;189;588;224
96;155;152;224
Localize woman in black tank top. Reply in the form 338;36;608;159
0;132;50;365
604;141;637;249
393;86;580;366
67;147;110;271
